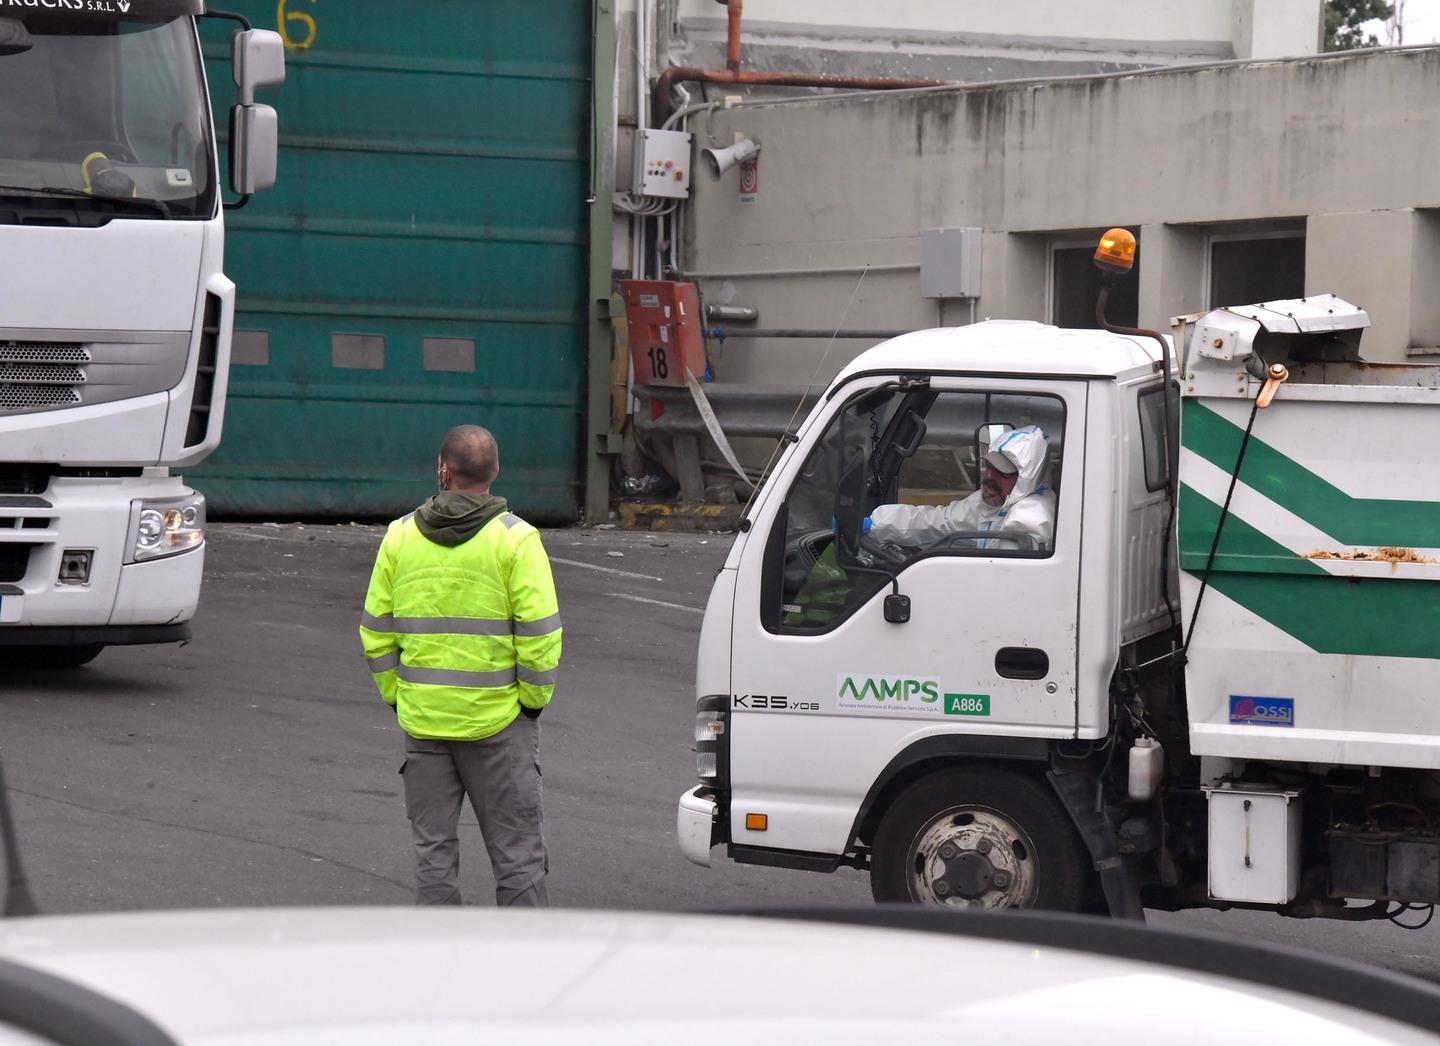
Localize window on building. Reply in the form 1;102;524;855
1050;233;1140;329
1206;226;1305;309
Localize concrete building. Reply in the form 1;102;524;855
670;45;1440;395
666;0;1323;77
612;1;1325;280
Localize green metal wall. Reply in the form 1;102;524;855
191;2;591;521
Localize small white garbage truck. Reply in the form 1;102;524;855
678;230;1440;921
0;2;283;667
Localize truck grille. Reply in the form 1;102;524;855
0;342;89;363
0;544;31;584
0;342;89;415
0;385;81;410
0;466;51;495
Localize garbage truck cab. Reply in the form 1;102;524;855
679;257;1440;921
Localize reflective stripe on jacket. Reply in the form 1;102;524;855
359;511;562;741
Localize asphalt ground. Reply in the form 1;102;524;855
2;523;1438;983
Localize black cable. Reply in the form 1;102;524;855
201;8;253;30
1182;389;1265;655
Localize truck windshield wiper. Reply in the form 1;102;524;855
0;183;172;219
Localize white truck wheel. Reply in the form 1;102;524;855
871;766;1089;911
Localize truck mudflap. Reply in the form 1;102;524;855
677;786;720;867
1048;766;1145;920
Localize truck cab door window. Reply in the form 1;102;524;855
768;386;1065;634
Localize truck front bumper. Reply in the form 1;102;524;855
677;786;720;867
0;474;203;636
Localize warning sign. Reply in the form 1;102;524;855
738;157;758;205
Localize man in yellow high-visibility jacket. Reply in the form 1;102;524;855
360;425;561;906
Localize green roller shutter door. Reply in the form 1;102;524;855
192;2;589;521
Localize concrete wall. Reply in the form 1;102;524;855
668;0;1322;71
679;47;1440;379
613;0;1322;127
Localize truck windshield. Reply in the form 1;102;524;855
0;16;214;218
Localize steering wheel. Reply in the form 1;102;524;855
857;530;919;568
928;529;1039;552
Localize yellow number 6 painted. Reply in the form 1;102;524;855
277;0;317;50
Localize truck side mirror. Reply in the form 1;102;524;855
229;104;279;195
871;411;927;492
832;449;868;564
883;593;911;624
228;29;285;198
232;29;286;104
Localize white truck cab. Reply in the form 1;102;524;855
0;3;282;667
680;256;1440;923
682;319;1172;909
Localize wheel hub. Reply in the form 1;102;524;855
936;850;998;899
910;808;1035;909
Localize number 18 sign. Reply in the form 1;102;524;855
618;280;708;388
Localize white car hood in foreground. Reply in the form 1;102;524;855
0;908;1432;1045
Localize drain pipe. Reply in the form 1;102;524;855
655;0;955;123
726;0;742;71
631;2;649;279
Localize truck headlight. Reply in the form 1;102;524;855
695;694;726;782
127;494;205;562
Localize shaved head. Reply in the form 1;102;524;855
438;425;499;491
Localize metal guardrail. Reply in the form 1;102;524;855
630;383;817;500
632;383;818;439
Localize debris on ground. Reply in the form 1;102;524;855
1303;547;1432;564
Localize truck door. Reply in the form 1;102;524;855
727;374;1087;856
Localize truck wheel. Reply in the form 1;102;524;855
12;645;104;669
871;766;1088;911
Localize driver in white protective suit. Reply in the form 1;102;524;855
866;425;1056;551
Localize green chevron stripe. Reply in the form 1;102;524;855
1182;400;1440;548
1179;485;1440;660
1177;484;1325;575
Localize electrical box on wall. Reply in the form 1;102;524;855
618;280;707;387
921;226;983;299
633;128;693;200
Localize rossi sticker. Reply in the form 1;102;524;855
1229;695;1294;727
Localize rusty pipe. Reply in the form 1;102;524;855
654;66;955;123
726;0;742;72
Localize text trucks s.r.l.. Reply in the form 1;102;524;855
0;2;283;667
678;289;1440;922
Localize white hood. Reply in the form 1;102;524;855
989;425;1049;507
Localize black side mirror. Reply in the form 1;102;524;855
832;449;868;564
884;593;911;624
871;411;927;493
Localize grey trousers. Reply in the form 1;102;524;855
402;714;549;907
